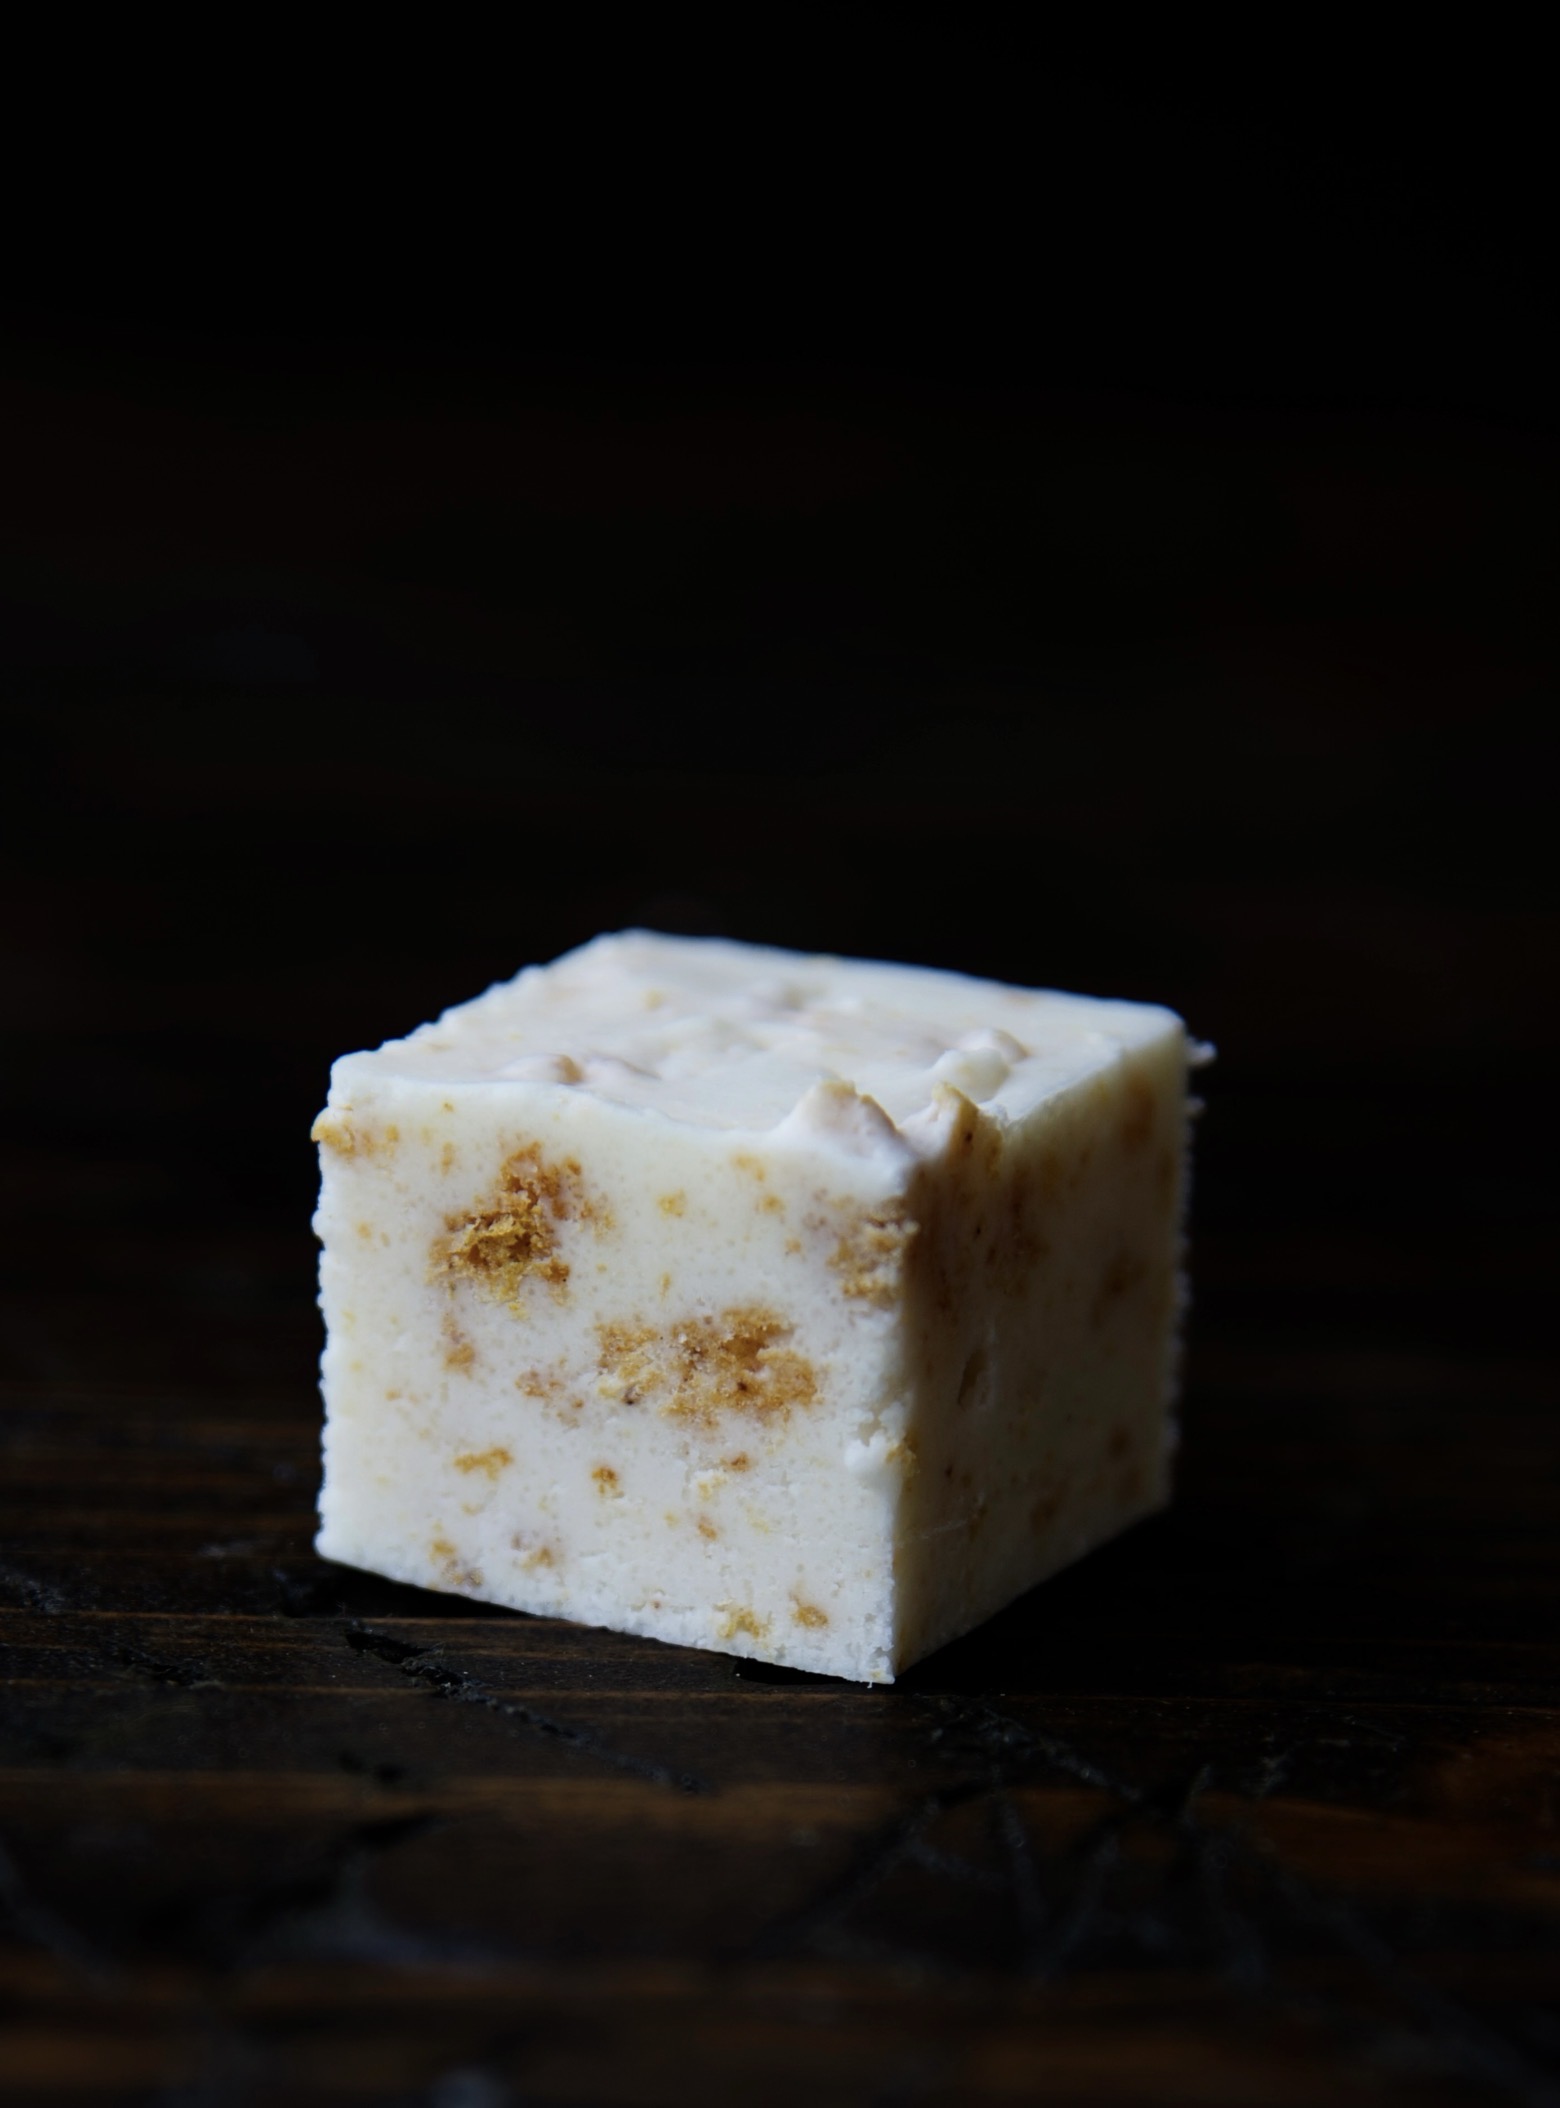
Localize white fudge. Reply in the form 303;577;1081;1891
312;932;1196;1683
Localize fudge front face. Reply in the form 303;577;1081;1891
312;932;1192;1682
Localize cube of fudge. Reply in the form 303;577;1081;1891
312;932;1197;1683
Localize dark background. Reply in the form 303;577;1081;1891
2;37;1558;2106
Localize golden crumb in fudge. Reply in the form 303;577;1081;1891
884;1434;919;1482
435;1143;603;1308
442;1312;476;1371
595;1320;658;1405
592;1464;621;1497
595;1308;817;1429
716;1604;770;1642
830;1201;916;1307
791;1600;829;1629
454;1446;512;1479
312;1113;401;1159
428;1533;483;1590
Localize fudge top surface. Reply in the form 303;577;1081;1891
335;932;1182;1139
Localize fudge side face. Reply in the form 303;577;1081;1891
312;933;1191;1682
314;1069;917;1681
890;1041;1188;1669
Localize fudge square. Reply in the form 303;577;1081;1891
313;932;1195;1683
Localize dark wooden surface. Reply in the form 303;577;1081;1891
3;299;1559;2103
